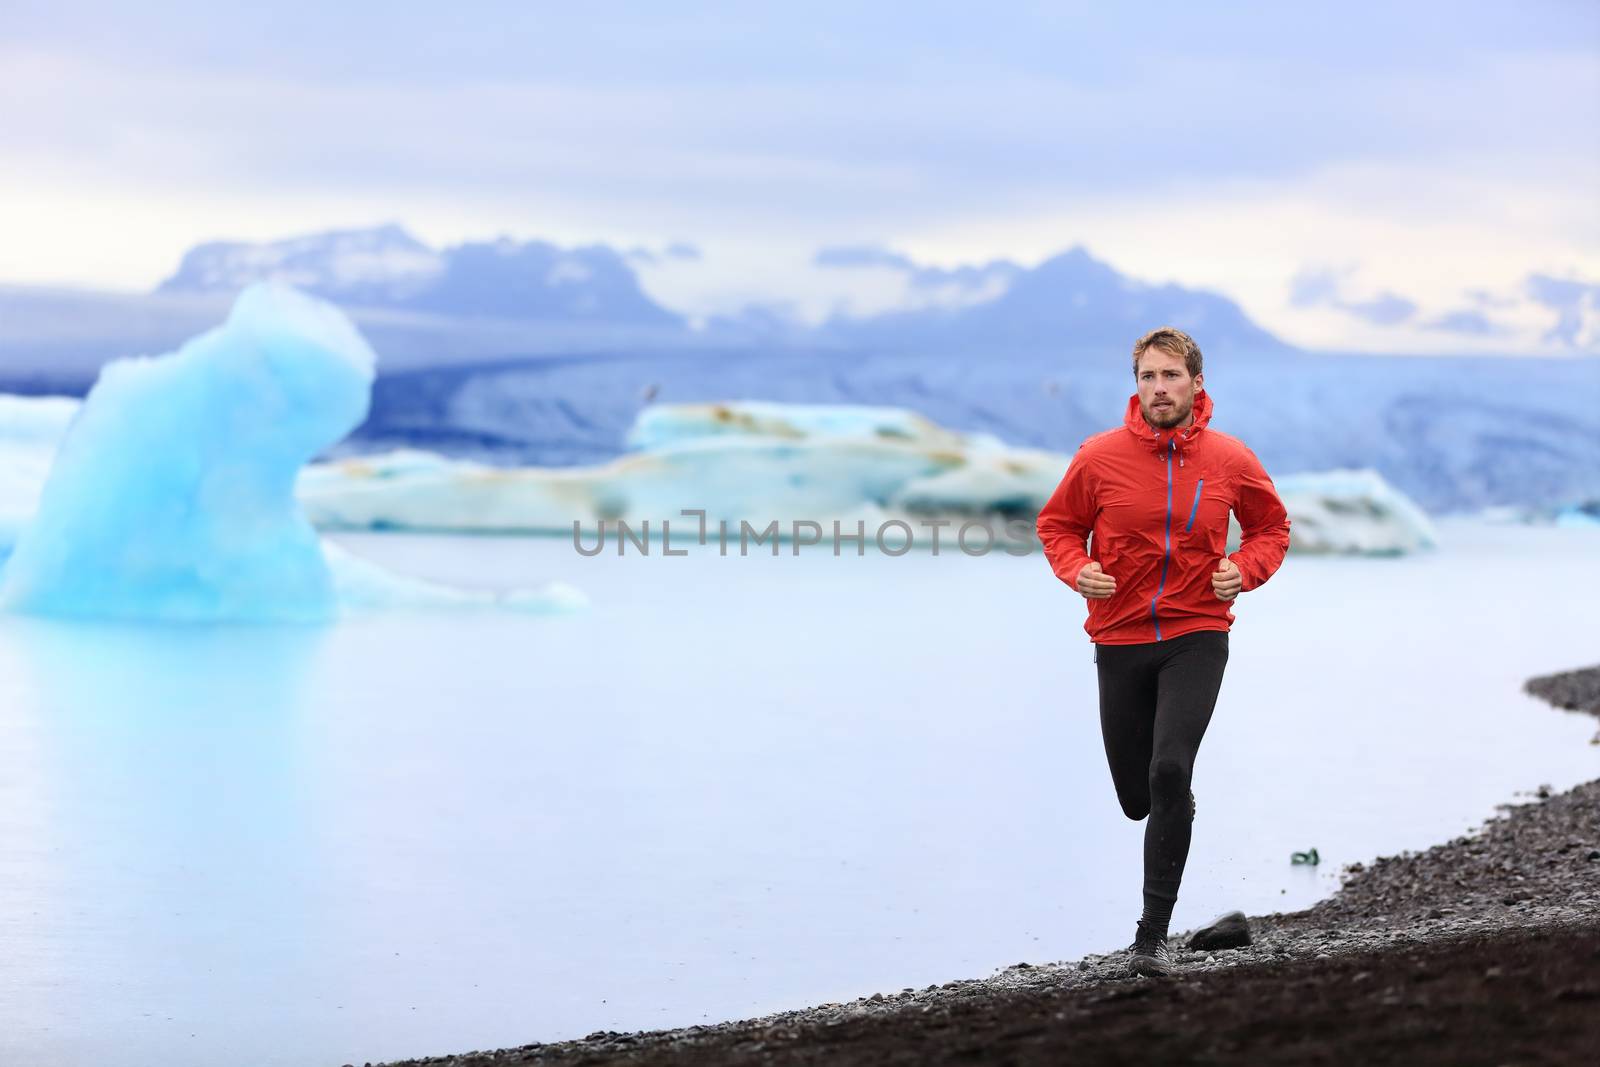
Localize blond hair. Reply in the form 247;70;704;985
1132;327;1203;378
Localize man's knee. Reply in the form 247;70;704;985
1117;794;1151;821
1148;757;1191;807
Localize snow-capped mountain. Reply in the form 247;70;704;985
157;224;445;305
821;247;1290;356
4;227;1596;514
158;224;684;327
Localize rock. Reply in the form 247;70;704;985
1188;910;1253;951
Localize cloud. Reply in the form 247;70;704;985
1466;287;1518;309
626;240;701;265
814;245;919;272
1423;309;1509;336
1526;273;1600;347
1288;267;1342;307
1289;265;1416;325
814;244;1020;294
1339;292;1418;325
1;6;1595;355
5;8;1594;287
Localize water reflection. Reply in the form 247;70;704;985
0;618;325;1061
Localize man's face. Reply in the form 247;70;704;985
1136;346;1203;430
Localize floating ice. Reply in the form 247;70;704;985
1553;502;1600;529
624;400;1003;451
1472;500;1600;528
1269;469;1438;554
321;540;586;614
300;402;1436;555
0;284;582;621
0;386;1440;558
299;401;1064;542
0;283;372;621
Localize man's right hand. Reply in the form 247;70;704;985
1075;561;1117;599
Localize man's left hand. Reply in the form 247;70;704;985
1212;557;1242;601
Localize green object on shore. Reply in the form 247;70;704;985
1291;848;1321;866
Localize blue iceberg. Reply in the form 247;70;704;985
0;283;584;621
0;283;371;621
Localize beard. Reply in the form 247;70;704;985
1143;395;1192;429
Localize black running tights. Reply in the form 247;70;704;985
1094;629;1229;937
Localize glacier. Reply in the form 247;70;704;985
0;284;583;621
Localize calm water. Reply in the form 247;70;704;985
0;519;1594;1066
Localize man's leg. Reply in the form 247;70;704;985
1095;641;1160;821
1140;630;1229;939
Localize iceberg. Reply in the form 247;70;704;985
1554;502;1600;528
0;284;582;621
1268;469;1438;554
299;401;1437;555
1471;500;1600;528
624;401;1001;451
0;386;1441;559
298;401;1066;543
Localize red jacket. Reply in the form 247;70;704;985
1035;390;1290;645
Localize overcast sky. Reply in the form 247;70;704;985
2;1;1596;353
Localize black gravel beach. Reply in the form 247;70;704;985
371;666;1600;1067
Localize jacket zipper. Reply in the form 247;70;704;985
1185;479;1205;533
1150;438;1174;640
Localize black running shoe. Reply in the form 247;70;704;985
1127;923;1175;978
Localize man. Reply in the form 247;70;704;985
1035;326;1290;978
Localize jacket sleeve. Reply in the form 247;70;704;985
1230;446;1291;592
1036;444;1096;589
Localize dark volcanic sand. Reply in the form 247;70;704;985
373;667;1600;1067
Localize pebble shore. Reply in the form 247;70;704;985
372;665;1600;1066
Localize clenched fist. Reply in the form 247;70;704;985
1212;557;1242;601
1076;560;1117;600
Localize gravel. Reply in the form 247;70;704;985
370;664;1600;1066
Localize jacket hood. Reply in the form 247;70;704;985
1122;388;1214;455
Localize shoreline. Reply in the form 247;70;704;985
373;665;1600;1066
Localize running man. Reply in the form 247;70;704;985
1035;326;1291;978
